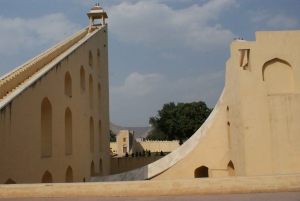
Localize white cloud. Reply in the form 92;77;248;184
0;13;80;55
106;0;236;51
249;10;270;22
111;72;166;97
267;14;298;29
110;70;224;125
249;10;298;29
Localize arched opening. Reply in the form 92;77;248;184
98;84;101;113
123;145;127;154
227;121;231;149
99;158;103;176
228;160;235;176
89;51;93;68
5;178;16;184
42;171;53;183
97;49;101;76
80;66;85;90
65;107;72;155
90;161;95;177
262;58;293;94
90;117;94;153
194;166;209;178
99;120;102;152
83;177;86;182
65;72;72;97
65;166;73;183
89;75;93;108
41;97;52;158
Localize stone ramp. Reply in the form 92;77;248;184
92;90;225;182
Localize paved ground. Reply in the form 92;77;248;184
1;192;300;201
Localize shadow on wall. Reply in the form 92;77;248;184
134;140;145;153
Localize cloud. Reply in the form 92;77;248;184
106;0;236;51
0;13;80;55
111;72;166;97
110;71;224;125
249;10;298;29
267;14;298;29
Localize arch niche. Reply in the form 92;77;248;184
65;166;73;183
194;166;209;178
41;97;52;158
42;171;53;183
227;160;235;176
262;58;294;94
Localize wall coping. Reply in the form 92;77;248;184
0;174;299;198
0;25;105;111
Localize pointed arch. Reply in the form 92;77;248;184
5;178;16;184
42;171;53;183
65;166;73;183
41;97;52;158
90;117;94;152
99;120;102;152
98;83;101;113
89;75;93;108
227;160;235;176
262;58;293;94
99;158;103;176
65;72;72;97
90;161;95;177
80;66;85;90
65;107;72;155
89;50;93;68
194;166;209;178
97;49;101;76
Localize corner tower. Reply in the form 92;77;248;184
87;3;108;33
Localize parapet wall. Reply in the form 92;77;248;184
0;28;88;102
2;174;300;198
110;156;163;175
137;140;180;153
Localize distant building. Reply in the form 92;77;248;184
110;129;180;156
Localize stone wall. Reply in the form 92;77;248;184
110;156;163;175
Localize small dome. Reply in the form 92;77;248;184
90;3;104;12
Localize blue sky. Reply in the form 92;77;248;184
0;0;299;127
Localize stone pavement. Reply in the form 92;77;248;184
1;192;300;201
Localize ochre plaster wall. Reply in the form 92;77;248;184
152;30;300;180
0;25;110;184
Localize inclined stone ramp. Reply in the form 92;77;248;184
91;90;225;182
0;25;103;110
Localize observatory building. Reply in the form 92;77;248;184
0;4;110;184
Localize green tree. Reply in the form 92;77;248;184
110;130;116;142
148;101;212;144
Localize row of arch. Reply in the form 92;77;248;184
67;68;102;113
5;159;104;184
194;161;235;178
41;97;103;158
89;49;102;77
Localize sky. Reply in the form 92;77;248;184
0;0;299;127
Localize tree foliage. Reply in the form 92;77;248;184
147;101;212;144
110;130;116;142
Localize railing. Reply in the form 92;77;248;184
0;27;89;100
